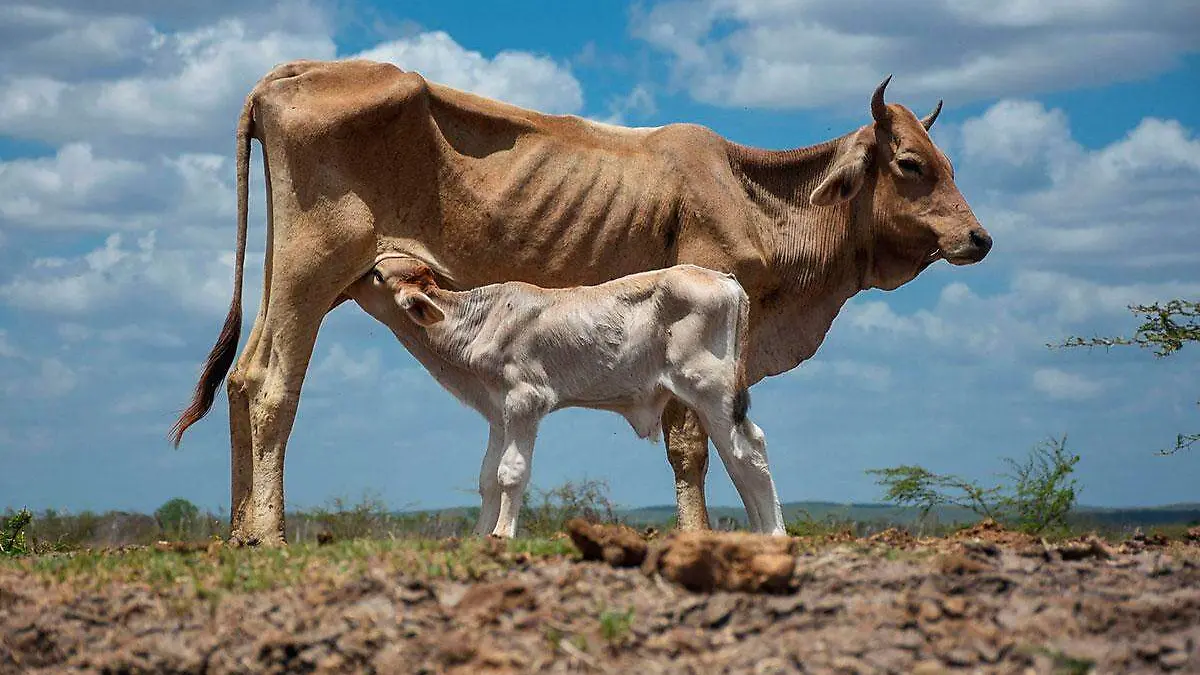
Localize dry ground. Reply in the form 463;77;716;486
2;521;1199;674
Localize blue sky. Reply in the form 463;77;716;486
1;0;1198;516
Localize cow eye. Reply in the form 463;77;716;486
371;269;385;283
897;157;923;177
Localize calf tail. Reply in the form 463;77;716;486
728;277;752;426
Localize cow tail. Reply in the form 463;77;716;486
169;94;254;447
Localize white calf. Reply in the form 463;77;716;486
344;255;785;537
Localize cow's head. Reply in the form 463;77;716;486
810;76;992;290
351;255;446;327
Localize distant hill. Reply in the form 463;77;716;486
617;501;1200;529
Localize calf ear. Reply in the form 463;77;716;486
810;143;871;207
396;289;446;327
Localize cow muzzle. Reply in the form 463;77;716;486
944;228;992;265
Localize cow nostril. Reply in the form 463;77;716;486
969;229;992;252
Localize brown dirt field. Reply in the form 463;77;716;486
2;526;1199;674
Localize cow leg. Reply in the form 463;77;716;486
227;288;270;541
474;423;504;536
662;399;712;531
492;415;540;538
228;287;333;546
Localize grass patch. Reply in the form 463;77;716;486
0;535;575;596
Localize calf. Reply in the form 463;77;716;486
345;255;786;537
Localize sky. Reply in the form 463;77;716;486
1;0;1198;516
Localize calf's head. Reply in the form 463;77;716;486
348;255;446;327
810;76;992;290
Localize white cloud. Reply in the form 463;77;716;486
20;358;79;398
0;9;336;149
1032;368;1103;401
0;143;153;230
635;0;1200;110
57;322;185;349
0;232;245;316
957;102;1200;270
600;85;657;125
0;330;19;358
312;343;383;384
355;31;583;114
791;359;893;393
843;272;1200;363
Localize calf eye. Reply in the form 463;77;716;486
897;157;923;177
371;269;385;283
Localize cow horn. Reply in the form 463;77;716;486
921;99;943;131
871;75;892;127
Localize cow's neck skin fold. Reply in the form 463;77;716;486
727;135;869;382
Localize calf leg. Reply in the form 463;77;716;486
474;424;504;536
704;412;785;535
662;399;712;531
492;415;540;538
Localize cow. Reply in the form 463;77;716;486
344;255;785;537
169;59;991;546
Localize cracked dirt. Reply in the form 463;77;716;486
2;523;1198;674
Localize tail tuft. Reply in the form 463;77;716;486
731;388;750;425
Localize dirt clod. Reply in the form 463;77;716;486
566;519;647;567
1056;535;1115;561
641;531;796;593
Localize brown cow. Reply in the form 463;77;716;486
170;60;990;545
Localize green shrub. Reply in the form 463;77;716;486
868;436;1080;535
1;508;32;556
155;498;201;540
520;479;619;537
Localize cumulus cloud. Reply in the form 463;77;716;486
355;31;583;114
1032;368;1104;401
312;343;383;384
600;85;657;125
790;358;893;393
634;0;1200;110
0;15;336;149
0;144;161;230
958;102;1200;270
0;232;244;317
842;272;1200;363
0;330;19;359
57;322;185;349
22;358;79;399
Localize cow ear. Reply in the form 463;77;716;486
810;144;871;207
396;288;446;327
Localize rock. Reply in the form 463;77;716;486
1056;535;1114;561
702;595;739;628
642;531;797;593
936;553;990;575
918;600;942;623
943;648;977;667
566;519;648;567
451;581;535;626
911;659;948;674
941;597;967;618
1160;650;1190;670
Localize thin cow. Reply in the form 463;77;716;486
344;255;784;537
170;59;992;546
